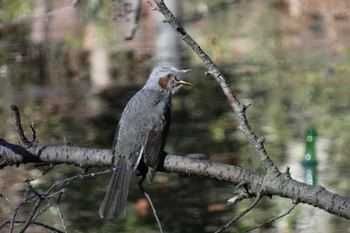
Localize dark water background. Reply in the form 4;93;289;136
1;1;350;232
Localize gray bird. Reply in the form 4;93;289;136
99;64;193;220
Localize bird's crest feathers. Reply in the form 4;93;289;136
144;63;192;94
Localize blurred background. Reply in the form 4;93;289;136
1;0;350;232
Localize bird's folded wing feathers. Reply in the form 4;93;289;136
143;127;163;167
143;99;170;168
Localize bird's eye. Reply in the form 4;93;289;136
167;74;172;78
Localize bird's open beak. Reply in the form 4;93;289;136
177;69;194;86
176;80;194;87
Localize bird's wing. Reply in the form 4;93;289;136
143;128;163;167
142;100;171;169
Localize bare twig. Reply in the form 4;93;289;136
214;194;263;233
9;185;34;233
30;166;54;181
227;182;251;205
32;203;51;222
30;122;39;144
9;202;22;233
138;176;163;233
1;219;64;233
124;0;143;40
0;193;11;203
144;192;163;233
56;192;68;233
246;201;299;232
10;105;31;147
4;166;114;232
18;189;45;233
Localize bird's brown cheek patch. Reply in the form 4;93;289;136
158;77;169;90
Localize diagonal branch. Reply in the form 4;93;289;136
124;0;143;40
10;105;32;147
151;0;279;175
246;200;299;232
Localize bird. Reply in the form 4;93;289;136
99;64;193;220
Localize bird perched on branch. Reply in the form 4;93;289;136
99;64;193;220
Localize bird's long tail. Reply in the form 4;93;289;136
99;157;132;220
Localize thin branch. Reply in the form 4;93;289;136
0;193;11;203
4;165;113;232
40;168;113;203
9;186;33;233
30;166;54;182
144;192;163;233
227;183;252;205
0;219;64;233
139;176;163;233
246;201;299;232
32;220;64;233
56;192;68;233
214;194;263;233
19;192;44;233
24;180;43;200
30;122;39;144
124;0;142;40
0;220;9;232
32;203;52;222
10;105;31;147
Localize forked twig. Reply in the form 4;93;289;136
246;201;299;232
214;194;262;233
2;166;114;232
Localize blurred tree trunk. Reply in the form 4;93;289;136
153;0;181;67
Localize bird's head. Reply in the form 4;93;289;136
144;64;193;94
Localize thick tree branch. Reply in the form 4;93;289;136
1;140;350;220
0;139;109;168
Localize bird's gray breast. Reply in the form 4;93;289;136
114;89;171;169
